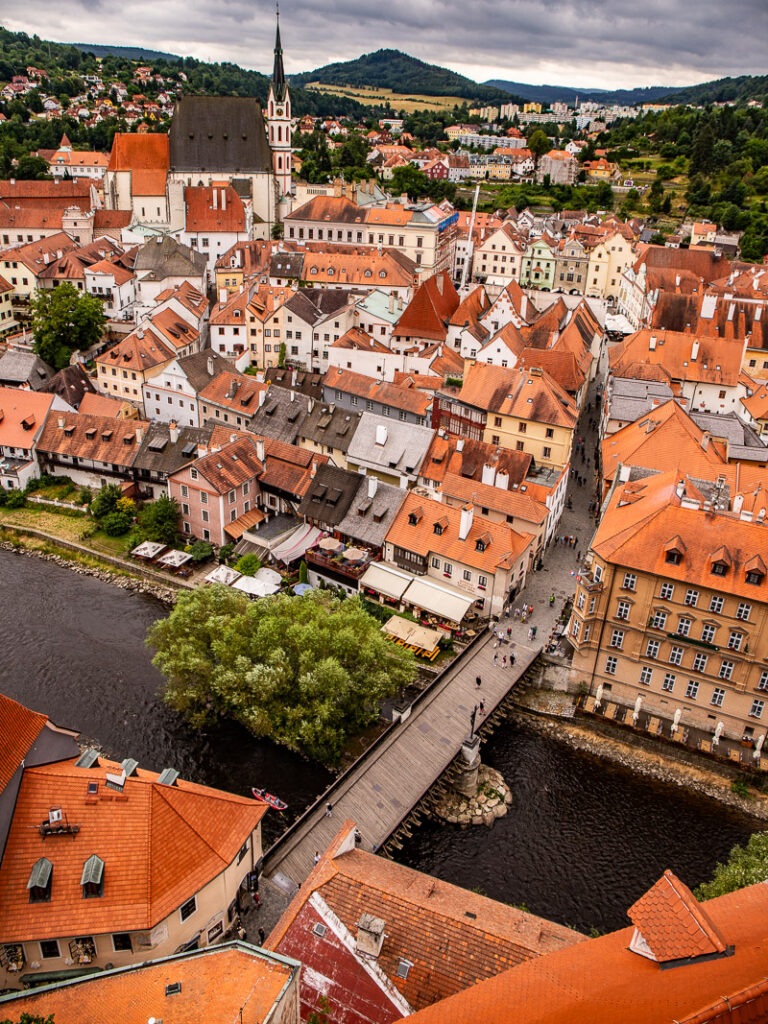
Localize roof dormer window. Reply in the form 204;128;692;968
28;858;52;903
81;855;104;898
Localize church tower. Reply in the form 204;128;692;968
267;7;292;208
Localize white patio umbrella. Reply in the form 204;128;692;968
713;720;725;746
671;708;682;734
632;695;643;724
594;683;603;709
754;734;766;760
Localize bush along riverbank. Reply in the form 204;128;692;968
0;533;178;606
514;706;768;822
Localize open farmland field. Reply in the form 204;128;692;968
305;82;465;112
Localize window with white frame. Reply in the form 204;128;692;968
605;656;618;675
736;602;751;621
709;594;724;613
571;618;580;639
684;589;699;607
200;491;207;504
727;631;743;651
639;666;653;686
719;660;734;680
583;623;591;642
651;610;667;630
646;639;660;659
589;597;596;614
616;600;630;621
750;699;765;718
181;484;188;498
660;582;674;600
701;623;716;644
431;557;440;569
577;593;585;611
685;680;699;699
676;617;692;637
610;629;624;649
593;564;603;582
662;673;676;692
711;687;725;707
201;510;209;523
669;646;684;666
758;670;768;691
693;652;709;672
622;572;636;590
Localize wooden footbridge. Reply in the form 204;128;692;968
263;630;540;890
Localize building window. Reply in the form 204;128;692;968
444;563;452;577
201;510;209;523
711;561;727;577
639;666;653;686
203;529;210;541
463;569;472;582
701;623;716;644
81;855;104;898
542;446;552;459
616;600;630;620
709;595;724;614
676;618;692;637
200;492;207;504
583;623;591;642
666;551;682;565
237;840;249;865
727;631;743;651
609;629;624;649
719;660;734;681
605;656;618;675
660;582;674;600
750;699;765;719
758;670;768;691
646;640;660;659
478;575;487;587
711;687;726;707
113;933;132;952
181;484;188;498
515;441;524;451
518;422;526;433
571;618;580;639
651;610;667;630
28;858;53;903
191;468;198;480
228;490;236;504
685;680;699;699
693;652;709;673
736;602;752;621
623;573;636;591
669;645;685;666
39;939;59;959
431;557;440;569
180;896;197;922
684;589;699;607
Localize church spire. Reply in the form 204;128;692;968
272;4;286;102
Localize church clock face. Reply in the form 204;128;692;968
276;106;284;117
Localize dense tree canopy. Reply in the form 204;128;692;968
30;283;106;370
695;832;768;900
148;587;417;763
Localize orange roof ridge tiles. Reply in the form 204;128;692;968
628;869;728;962
392;273;460;342
0;694;49;794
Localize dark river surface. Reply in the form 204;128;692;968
0;549;757;929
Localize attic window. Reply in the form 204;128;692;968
746;569;764;585
665;550;682;565
408;511;422;526
711;561;728;577
101;429;113;441
476;539;486;552
396;959;413;979
166;982;182;996
85;427;97;440
433;522;444;535
312;923;327;938
81;855;104;898
28;858;53;903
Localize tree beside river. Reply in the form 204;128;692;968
148;585;417;764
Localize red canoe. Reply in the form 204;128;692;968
251;787;288;811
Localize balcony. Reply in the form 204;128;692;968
306;543;376;584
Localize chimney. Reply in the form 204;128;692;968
169;421;179;443
388;292;395;314
259;388;267;407
701;432;710;451
58;415;65;428
212;188;218;210
733;493;744;514
292;368;298;387
676;479;685;498
495;470;509;490
207;355;215;376
481;463;496;486
290;389;295;403
375;423;388;446
459;503;474;541
255;438;265;462
221;188;226;211
456;438;465;452
135;426;143;445
356;914;386;959
310;460;317;477
368;476;378;499
691;339;699;361
219;289;227;304
197;444;208;457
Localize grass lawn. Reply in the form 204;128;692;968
0;505;130;558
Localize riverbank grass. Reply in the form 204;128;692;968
0;505;130;558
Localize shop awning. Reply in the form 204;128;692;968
271;523;325;563
402;577;475;624
225;507;266;541
359;562;412;601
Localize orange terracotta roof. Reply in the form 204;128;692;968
301;249;416;288
333;326;390;353
0;943;297;1024
191;435;264;493
628;870;727;962
515;348;586;395
148;307;200;352
108;132;169;175
0;232;78;275
441;472;547;526
184;184;247;233
742;381;768;421
458;363;578;428
85;257;134;285
0;387;55;451
77;393;135;418
0;756;266;941
97;328;174;374
324;367;432;417
0;694;48;794
392;273;460;342
398;875;768;1024
386;491;532;574
420;433;531;488
449;284;490;331
609;329;744;387
36;411;150;466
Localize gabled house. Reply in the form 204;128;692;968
0;388;63;490
345;414;434;489
36;411;149;489
95;327;175;406
323;367;433;426
197;371;269;429
142;350;235;427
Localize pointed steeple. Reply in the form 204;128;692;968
272;4;286;102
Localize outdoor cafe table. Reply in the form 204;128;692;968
157;549;193;571
130;541;166;561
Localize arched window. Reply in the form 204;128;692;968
277;125;282;142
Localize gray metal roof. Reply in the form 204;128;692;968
0;350;54;389
133;423;213;476
135;234;207;282
297;402;362;454
248;385;306;444
176;350;235;394
346;412;434;477
169;96;272;174
335;475;406;548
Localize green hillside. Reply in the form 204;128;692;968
291;49;519;104
662;75;768;106
73;43;180;62
485;79;674;106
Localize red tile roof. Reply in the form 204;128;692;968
324;367;432;417
628;870;727;962
184;184;247;233
107;133;170;196
0;694;48;794
392;273;459;342
0;387;55;451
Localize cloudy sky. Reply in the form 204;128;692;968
3;0;767;91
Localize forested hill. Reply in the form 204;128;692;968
484;79;673;106
72;43;180;62
662;75;768;106
291;49;520;103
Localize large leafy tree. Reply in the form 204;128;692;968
148;587;417;764
137;496;180;546
696;832;768;900
30;282;106;370
527;129;552;166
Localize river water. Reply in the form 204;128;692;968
0;550;757;927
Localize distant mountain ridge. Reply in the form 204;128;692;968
73;42;181;62
484;79;674;106
291;49;521;104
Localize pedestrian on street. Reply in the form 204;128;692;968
507;626;512;638
549;593;555;606
528;627;533;641
514;607;520;619
479;700;486;715
476;675;482;688
502;654;507;668
528;604;533;616
313;850;320;866
252;890;261;908
258;927;266;946
354;828;362;847
510;652;516;665
325;802;333;818
531;625;538;639
577;550;581;560
493;652;498;667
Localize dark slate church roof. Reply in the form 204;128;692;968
169;96;272;174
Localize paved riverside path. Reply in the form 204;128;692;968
265;632;540;889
